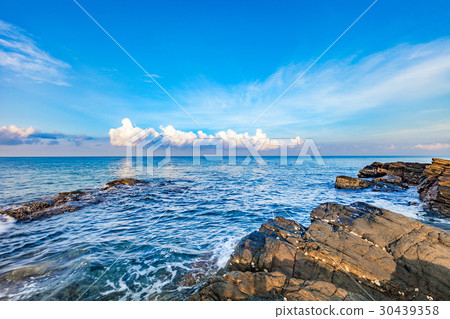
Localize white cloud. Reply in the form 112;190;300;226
414;143;450;150
108;118;148;146
0;124;36;145
0;20;70;85
109;118;302;150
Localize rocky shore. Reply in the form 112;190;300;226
336;158;450;217
418;158;450;217
190;202;450;301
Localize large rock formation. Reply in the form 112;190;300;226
335;176;372;189
418;158;450;217
190;203;450;301
358;162;427;186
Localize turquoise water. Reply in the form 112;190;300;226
0;156;448;300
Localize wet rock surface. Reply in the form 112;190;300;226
190;203;450;301
335;176;372;189
0;178;148;221
418;158;450;217
104;178;147;188
0;190;100;221
358;162;427;186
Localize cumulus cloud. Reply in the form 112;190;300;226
108;118;147;146
0;124;36;145
0;20;70;85
414;143;450;150
109;118;302;150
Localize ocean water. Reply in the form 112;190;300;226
0;156;448;300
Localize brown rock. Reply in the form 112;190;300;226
358;162;427;186
335;176;372;189
418;158;450;217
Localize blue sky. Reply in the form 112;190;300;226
0;0;449;155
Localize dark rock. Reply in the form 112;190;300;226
0;178;148;221
373;182;408;192
418;158;450;217
358;162;427;186
335;176;372;189
104;178;147;188
191;203;450;301
0;190;96;221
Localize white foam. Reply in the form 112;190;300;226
215;235;243;268
0;215;15;234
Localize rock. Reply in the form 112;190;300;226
0;178;148;221
358;162;427;186
335;176;372;189
373;175;403;186
418;158;450;217
373;182;408;192
104;178;147;188
0;190;97;221
191;203;450;301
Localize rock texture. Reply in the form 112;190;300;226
358;162;427;186
418;158;450;217
190;203;450;301
335;176;372;189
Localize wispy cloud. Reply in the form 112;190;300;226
0;20;70;85
179;38;450;136
414;143;450;151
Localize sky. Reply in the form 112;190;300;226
0;0;449;156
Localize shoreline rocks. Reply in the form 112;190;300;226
190;202;450;301
335;176;372;189
337;159;450;216
358;162;427;186
418;158;450;217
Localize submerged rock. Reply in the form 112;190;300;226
418;158;450;217
104;178;147;188
335;176;372;189
190;203;450;301
1;178;149;221
358;162;427;186
373;182;408;192
0;190;98;221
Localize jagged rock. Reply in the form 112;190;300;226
190;203;450;301
358;162;427;186
104;178;147;188
418;158;450;217
335;176;372;189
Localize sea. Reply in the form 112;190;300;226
0;156;448;300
